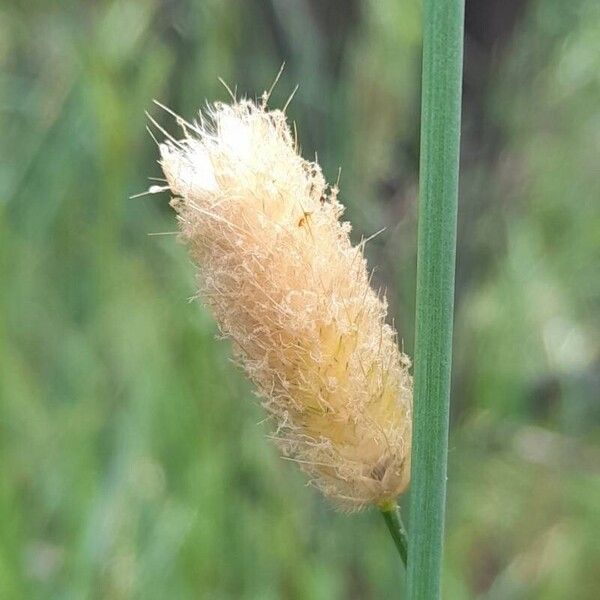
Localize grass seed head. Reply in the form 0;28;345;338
157;97;412;511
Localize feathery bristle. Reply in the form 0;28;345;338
156;98;412;511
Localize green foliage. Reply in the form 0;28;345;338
0;0;598;598
408;1;464;597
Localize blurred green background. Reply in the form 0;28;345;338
1;0;599;598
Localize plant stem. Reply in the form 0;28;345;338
380;504;408;567
407;0;465;598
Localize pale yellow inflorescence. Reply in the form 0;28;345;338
157;97;412;511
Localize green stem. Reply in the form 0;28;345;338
407;1;465;599
380;504;408;567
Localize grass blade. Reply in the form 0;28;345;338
407;1;465;598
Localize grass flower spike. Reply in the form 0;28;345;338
156;95;412;511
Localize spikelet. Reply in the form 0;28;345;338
156;96;412;511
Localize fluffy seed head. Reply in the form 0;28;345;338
157;97;412;511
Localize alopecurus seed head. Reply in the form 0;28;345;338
157;97;412;511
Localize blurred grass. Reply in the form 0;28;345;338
0;0;598;598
